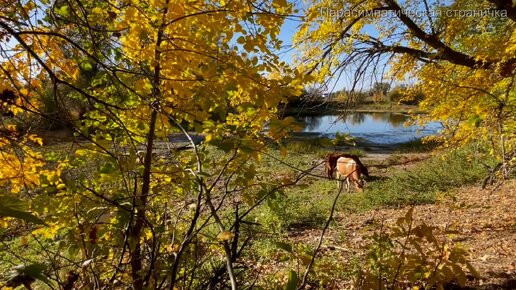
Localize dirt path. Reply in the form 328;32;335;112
290;180;516;289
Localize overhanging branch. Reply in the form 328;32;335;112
383;0;516;76
486;0;516;22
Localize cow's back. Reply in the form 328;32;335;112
336;157;359;180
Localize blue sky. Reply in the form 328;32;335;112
277;18;299;65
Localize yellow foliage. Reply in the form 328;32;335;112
295;0;516;168
32;224;60;239
216;231;235;241
0;0;321;286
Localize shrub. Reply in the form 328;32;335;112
356;208;479;289
333;132;357;146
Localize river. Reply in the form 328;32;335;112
295;112;441;144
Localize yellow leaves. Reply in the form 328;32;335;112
135;79;152;94
92;7;104;14
27;134;43;146
0;0;313;285
0;137;52;193
125;6;139;20
359;206;477;289
32;223;60;239
242;40;255;53
504;30;516;55
0;218;9;228
268;116;303;139
144;229;153;241
21;33;81;82
168;2;185;16
88;6;108;23
216;231;235;241
20;0;36;19
167;243;180;253
5;124;16;133
74;149;89;157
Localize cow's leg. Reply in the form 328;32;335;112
346;178;351;192
336;172;343;190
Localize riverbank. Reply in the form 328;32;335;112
249;141;514;289
3;135;510;289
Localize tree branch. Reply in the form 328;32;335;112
128;2;169;287
486;0;516;22
384;0;480;67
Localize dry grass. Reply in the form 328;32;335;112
286;180;516;289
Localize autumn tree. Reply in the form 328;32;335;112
1;0;306;288
295;0;515;180
371;82;391;102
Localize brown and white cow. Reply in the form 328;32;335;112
325;153;368;192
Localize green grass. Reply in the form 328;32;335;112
362;148;489;207
1;138;496;288
395;138;440;153
0;231;57;288
245;142;497;288
253;145;493;233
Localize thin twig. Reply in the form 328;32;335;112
297;170;353;289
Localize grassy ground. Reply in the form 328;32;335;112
251;141;491;233
252;179;516;289
1;137;505;289
242;140;512;289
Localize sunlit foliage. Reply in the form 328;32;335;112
295;0;516;179
1;0;304;288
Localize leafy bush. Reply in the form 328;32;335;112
333;132;357;146
388;85;425;105
356;208;478;289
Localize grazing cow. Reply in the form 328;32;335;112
325;153;368;192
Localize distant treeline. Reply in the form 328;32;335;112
286;82;425;109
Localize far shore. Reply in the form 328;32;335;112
282;102;422;115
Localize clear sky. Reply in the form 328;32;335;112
277;18;299;65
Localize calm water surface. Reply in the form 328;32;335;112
296;112;442;144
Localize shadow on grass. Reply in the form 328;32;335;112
364;175;389;183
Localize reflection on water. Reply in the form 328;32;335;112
296;112;442;144
302;115;323;131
